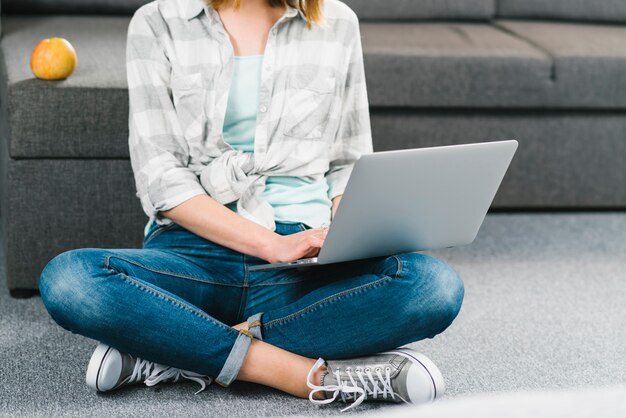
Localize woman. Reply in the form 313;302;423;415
38;0;464;412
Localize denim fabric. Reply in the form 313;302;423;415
39;222;464;386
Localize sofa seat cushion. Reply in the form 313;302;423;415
497;21;626;108
361;22;553;108
1;16;131;158
341;0;495;21
2;0;149;14
362;21;626;109
498;0;626;23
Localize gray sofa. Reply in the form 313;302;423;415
1;0;625;297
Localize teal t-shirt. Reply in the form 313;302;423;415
145;55;332;236
222;54;331;229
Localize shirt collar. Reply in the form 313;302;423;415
183;0;206;20
182;0;305;22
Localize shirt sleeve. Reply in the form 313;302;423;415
126;6;206;224
325;15;373;200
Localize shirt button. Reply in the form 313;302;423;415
259;105;268;113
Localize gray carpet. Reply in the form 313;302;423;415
1;214;625;417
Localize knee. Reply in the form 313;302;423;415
427;256;464;328
398;253;465;333
39;248;107;325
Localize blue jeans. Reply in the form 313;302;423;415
39;221;464;386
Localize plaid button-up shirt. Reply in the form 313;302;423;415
127;0;372;231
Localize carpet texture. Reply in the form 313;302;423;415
1;214;625;417
364;384;626;418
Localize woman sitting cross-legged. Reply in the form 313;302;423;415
38;0;464;412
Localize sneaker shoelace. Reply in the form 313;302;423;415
306;358;399;412
128;358;212;395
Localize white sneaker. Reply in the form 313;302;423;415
85;343;212;394
307;348;445;412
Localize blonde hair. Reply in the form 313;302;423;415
207;0;324;29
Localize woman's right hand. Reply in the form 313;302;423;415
263;227;328;264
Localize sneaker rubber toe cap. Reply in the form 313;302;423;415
86;343;123;391
404;352;446;404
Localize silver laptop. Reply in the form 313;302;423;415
249;140;518;272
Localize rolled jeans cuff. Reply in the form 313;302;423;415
247;312;264;340
214;313;264;386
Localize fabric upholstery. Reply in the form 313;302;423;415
4;159;145;291
496;20;626;108
1;16;130;158
0;78;8;278
363;21;626;108
361;22;552;108
369;111;626;208
2;0;149;14
341;0;496;21
498;0;626;23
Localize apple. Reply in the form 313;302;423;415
30;37;77;81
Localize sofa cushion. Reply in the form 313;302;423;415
361;22;553;108
497;21;626;108
342;0;496;21
2;0;149;14
498;0;626;23
363;21;626;109
0;16;130;158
